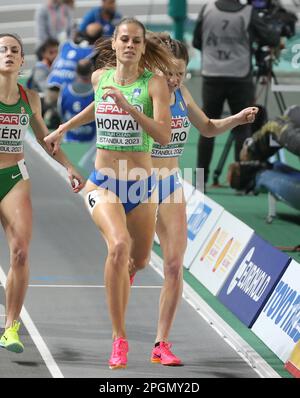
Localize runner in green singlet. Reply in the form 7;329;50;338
44;18;173;369
0;33;84;354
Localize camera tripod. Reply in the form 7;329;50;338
212;67;287;186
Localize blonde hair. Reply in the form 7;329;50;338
94;18;175;74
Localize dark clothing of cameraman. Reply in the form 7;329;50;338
193;0;280;184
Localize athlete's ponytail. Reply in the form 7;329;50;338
147;31;189;65
94;37;116;69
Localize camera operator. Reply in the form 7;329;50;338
228;105;300;208
193;0;281;187
240;105;300;162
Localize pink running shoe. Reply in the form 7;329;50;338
151;342;182;366
108;337;128;369
129;273;136;286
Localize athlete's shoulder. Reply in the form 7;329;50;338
179;84;192;106
148;73;167;86
21;87;40;114
23;87;39;103
148;73;168;96
91;68;109;88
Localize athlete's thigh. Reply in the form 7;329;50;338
126;201;158;262
0;180;32;246
85;184;129;247
156;190;187;256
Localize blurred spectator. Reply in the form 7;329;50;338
27;38;59;93
43;23;101;129
58;59;96;142
192;0;280;185
63;0;77;38
79;0;122;37
47;23;102;90
35;0;74;45
240;105;300;161
63;0;75;8
228;160;300;210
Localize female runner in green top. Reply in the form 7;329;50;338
45;18;173;369
0;33;84;354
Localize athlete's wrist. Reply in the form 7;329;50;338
126;104;138;117
58;123;68;136
230;114;240;128
65;163;74;173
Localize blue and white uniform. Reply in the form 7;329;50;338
58;83;96;142
47;41;93;89
152;88;191;203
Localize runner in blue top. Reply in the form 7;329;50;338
146;34;259;366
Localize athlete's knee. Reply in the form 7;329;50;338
11;241;29;269
108;236;131;267
133;254;150;272
164;257;183;281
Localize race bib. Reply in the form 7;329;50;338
0;113;29;154
96;102;143;147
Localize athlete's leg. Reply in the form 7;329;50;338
155;190;187;343
0;180;32;329
126;198;158;275
85;182;131;340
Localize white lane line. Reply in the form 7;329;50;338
0;304;5;328
24;133;279;378
150;251;280;379
0;266;64;378
0;284;162;289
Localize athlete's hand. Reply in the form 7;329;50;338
102;86;131;113
67;166;85;193
235;107;259;125
44;124;66;156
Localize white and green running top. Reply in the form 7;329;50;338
0;84;32;155
94;69;154;152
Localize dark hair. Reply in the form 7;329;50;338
0;33;24;56
74;23;103;46
76;59;93;77
36;38;59;61
169;39;189;65
94;18;175;74
227;161;268;192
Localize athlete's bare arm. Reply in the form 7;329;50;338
181;85;258;137
26;89;85;193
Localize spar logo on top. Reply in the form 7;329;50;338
218;234;290;327
252;259;300;363
189;211;254;295
183;189;224;269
